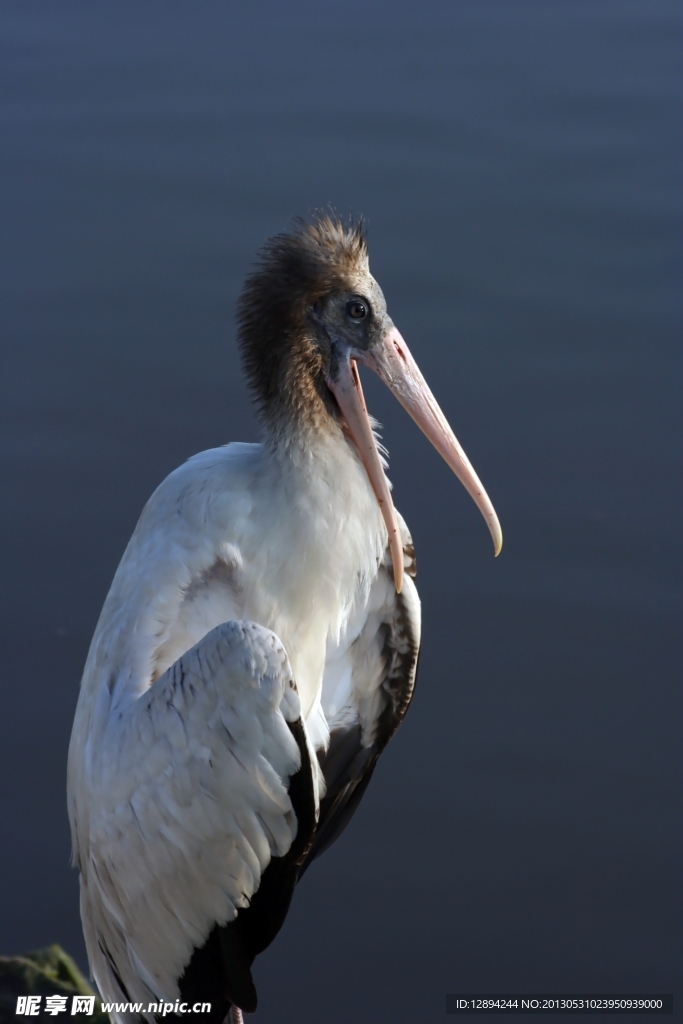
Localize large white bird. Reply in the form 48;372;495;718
68;216;501;1024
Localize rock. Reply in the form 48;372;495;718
0;946;107;1024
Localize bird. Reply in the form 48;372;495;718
67;215;502;1024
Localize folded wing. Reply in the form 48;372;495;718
302;520;421;872
77;620;316;1022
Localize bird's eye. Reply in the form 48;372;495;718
347;298;368;321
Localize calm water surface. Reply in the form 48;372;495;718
1;2;680;1021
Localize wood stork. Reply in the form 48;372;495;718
67;216;502;1024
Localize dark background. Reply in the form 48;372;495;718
1;2;680;1021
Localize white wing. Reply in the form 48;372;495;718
73;620;316;1019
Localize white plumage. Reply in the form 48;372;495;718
68;217;498;1022
68;437;418;1017
76;621;302;1008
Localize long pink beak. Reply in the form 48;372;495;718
327;326;502;593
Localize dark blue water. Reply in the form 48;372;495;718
1;2;680;1021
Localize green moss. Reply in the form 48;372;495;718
0;946;108;1024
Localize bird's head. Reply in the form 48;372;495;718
237;215;502;591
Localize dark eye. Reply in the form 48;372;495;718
347;298;368;321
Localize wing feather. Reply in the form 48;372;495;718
77;620;312;1018
302;520;421;872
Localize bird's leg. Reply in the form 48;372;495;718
227;1007;243;1024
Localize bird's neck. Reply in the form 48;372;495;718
242;418;387;717
262;415;387;579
